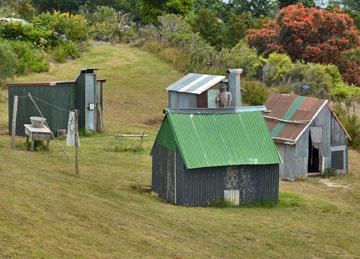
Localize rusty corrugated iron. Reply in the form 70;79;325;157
265;94;327;143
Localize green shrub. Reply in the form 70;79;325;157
223;42;265;79
54;46;67;63
0;22;51;48
53;41;80;63
262;53;293;86
32;11;91;45
333;103;360;150
242;80;268;105
0;41;19;84
8;40;49;74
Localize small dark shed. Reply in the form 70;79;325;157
8;69;105;136
151;109;281;206
265;94;351;179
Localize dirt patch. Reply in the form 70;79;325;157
319;179;349;188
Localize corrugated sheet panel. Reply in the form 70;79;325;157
154;112;281;169
8;82;76;136
265;94;327;142
166;73;225;95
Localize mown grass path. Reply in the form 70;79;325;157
0;43;359;258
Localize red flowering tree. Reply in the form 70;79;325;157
337;48;360;86
248;4;360;64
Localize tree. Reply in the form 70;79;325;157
137;0;194;24
278;0;315;8
0;41;18;97
31;0;87;13
191;8;224;50
342;0;360;11
230;0;277;18
193;0;230;21
337;48;360;86
223;12;269;48
248;4;360;64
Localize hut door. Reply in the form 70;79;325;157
308;129;321;173
224;166;240;205
85;73;96;131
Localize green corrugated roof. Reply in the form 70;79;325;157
153;112;281;169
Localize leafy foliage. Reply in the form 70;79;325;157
32;11;91;44
249;4;360;64
137;0;194;24
0;41;18;84
337;47;360;86
190;9;224;50
0;22;51;48
82;6;135;42
278;0;315;8
230;0;277;18
262;53;293;86
242;80;269;105
7;40;49;73
222;42;265;79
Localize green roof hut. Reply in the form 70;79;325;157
151;108;282;207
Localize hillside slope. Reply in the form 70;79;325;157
0;43;360;258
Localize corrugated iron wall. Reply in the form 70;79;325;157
152;144;279;207
8;82;76;136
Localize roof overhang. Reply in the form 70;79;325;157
164;106;267;114
166;73;226;95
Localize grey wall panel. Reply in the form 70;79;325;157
8;83;75;136
168;92;197;109
175;157;279;206
311;106;331;158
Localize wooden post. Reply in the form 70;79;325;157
74;110;80;178
139;130;145;150
11;96;18;149
115;132;120;151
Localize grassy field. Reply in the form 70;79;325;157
0;43;360;258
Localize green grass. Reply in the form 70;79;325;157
1;43;360;258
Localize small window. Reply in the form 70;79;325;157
331;150;344;170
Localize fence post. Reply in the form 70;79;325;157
74;110;80;178
11;96;18;149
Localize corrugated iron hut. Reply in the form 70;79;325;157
264;94;351;179
166;69;243;109
8;69;105;136
151;108;281;207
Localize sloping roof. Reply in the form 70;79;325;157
264;94;350;144
166;73;225;95
154;111;281;169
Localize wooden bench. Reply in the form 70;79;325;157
24;124;53;151
114;130;149;151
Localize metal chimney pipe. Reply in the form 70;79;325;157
227;68;243;107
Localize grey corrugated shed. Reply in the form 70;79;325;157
166;73;225;94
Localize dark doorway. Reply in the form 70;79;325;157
308;134;320;172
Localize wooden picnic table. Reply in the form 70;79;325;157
24;124;53;151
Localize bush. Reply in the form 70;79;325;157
8;40;49;73
337;48;360;86
222;42;265;79
32;11;91;45
0;41;19;84
53;41;80;63
0;22;51;48
333;103;360;150
262;53;293;86
242;80;269;105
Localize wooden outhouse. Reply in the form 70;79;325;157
8;69;105;136
264;94;351;179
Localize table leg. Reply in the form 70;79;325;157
46;140;50;151
26;136;29;150
31;140;35;152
